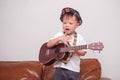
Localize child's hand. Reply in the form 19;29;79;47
59;34;72;45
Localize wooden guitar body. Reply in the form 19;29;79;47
39;42;70;66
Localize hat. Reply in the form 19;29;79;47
60;7;82;25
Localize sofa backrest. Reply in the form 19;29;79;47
0;61;43;80
42;58;101;80
0;58;101;80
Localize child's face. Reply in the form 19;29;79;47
62;15;79;35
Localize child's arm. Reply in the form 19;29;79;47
47;36;61;48
47;34;72;48
75;50;87;56
69;50;87;56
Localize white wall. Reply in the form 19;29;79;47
0;0;120;79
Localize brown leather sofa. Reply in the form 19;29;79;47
0;58;101;80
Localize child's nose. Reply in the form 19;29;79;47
66;23;69;27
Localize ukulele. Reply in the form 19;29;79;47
39;42;104;66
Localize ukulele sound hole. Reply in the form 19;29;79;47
55;49;60;54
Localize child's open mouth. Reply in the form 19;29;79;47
65;28;69;31
64;28;70;34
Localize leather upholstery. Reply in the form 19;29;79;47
0;58;101;80
80;59;101;80
0;61;43;80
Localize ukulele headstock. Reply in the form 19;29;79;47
88;41;104;53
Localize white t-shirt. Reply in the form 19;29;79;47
49;31;86;72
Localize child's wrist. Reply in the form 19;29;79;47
58;36;62;42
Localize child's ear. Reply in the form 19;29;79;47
77;22;80;27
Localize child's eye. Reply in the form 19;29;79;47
63;22;66;24
70;23;73;25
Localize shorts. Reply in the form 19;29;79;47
54;67;80;80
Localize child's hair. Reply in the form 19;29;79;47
60;7;82;25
